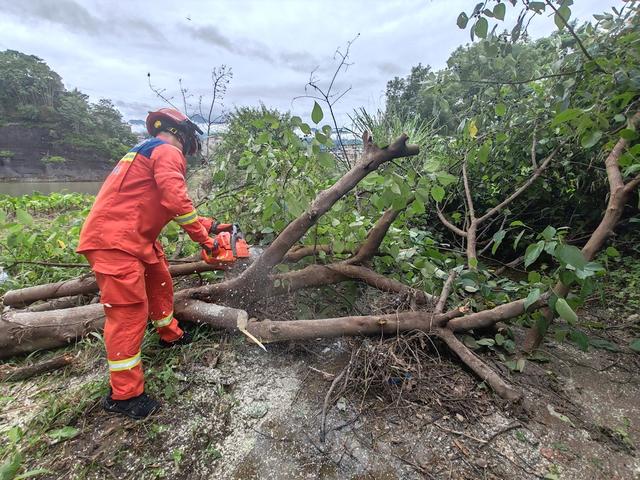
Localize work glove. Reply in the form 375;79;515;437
198;216;236;235
200;236;219;263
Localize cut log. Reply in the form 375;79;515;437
0;304;105;358
2;260;242;308
0;353;75;382
0;300;248;359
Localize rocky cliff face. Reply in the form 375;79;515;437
0;124;114;181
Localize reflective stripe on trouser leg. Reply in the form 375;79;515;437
103;302;148;400
108;351;141;371
145;258;183;343
152;312;173;328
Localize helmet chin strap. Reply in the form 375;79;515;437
167;127;190;155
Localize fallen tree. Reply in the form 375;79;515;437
2;123;638;406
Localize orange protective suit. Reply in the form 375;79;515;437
77;138;210;400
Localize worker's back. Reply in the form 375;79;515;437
77;138;188;264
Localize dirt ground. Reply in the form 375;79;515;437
1;305;639;480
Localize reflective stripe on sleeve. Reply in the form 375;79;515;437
152;312;174;328
174;210;198;225
108;352;141;372
120;152;136;163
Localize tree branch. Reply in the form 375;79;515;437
462;160;476;221
476;144;561;225
436;205;467;237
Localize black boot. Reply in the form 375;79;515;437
159;330;193;348
102;391;160;419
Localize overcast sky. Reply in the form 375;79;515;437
0;0;622;124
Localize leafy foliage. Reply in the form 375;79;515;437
0;50;136;161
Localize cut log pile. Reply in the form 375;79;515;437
2;119;639;403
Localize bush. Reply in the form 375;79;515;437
40;155;66;164
0;150;14;158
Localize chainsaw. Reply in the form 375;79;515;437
200;222;250;269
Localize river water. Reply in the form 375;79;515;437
0;181;102;196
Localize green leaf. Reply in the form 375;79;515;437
569;329;588;351
630;339;640;353
552;108;582;126
431;185;445;203
513;230;525;250
408;199;425;216
463;335;479;349
619;128;638;141
457;12;469;29
48;426;79;441
478;141;491;163
16;209;33;226
14;470;51;480
311;101;323;124
491;229;506;255
528;271;541;283
474;17;488;38
559;270;576;286
495;103;506;116
555;244;586;269
524;240;545;268
589;338;620;352
581;130;602;149
528;1;546;13
524;288;541;311
0;452;23;480
476;338;495;347
493;3;506;20
469;257;478;269
554;5;571;30
300;123;311;135
495;333;505;346
317;152;334;169
436;172;458;186
541;225;556;241
555;298;578;325
315;132;328;144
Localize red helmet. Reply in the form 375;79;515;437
146;108;203;156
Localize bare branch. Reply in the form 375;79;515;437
624;174;640;194
476;144;561;225
435;328;522;402
461;160;476;221
436;205;467;238
530;125;538;169
435;271;458;314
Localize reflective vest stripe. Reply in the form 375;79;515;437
174;210;198;225
108;352;141;372
152;312;173;328
120;152;136;163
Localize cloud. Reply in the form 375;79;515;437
187;24;321;73
2;0;165;42
187;25;273;62
278;51;320;73
374;61;402;75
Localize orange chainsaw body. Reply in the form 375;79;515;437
201;231;250;269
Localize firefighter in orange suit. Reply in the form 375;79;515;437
77;108;217;419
